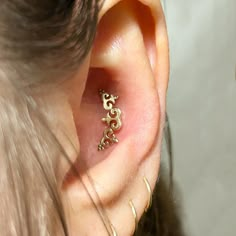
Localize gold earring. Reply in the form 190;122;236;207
129;200;138;235
98;89;122;151
110;223;118;236
143;176;152;212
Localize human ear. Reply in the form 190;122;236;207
64;0;169;235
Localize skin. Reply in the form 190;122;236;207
51;0;169;235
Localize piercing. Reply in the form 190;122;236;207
110;224;118;236
129;200;138;235
98;89;122;151
98;127;119;151
143;176;152;212
99;89;119;110
102;108;122;131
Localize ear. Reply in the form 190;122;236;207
64;0;169;235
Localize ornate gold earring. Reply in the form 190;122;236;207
98;89;122;151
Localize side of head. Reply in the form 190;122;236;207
0;0;169;235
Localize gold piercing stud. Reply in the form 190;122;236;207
129;200;138;235
110;223;118;236
98;89;122;151
98;127;119;151
143;176;152;212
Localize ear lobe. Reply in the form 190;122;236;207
64;1;168;233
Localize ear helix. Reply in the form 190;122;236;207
98;89;122;151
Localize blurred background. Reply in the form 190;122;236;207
161;1;236;236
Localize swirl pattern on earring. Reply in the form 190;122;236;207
99;89;118;110
102;108;122;131
129;200;138;235
98;127;119;151
98;89;122;151
143;176;152;212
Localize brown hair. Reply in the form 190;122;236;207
0;1;100;235
0;1;185;235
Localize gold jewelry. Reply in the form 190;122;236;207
129;200;138;235
108;179;151;235
102;108;122;131
110;223;118;236
98;89;122;151
98;127;119;151
143;176;152;212
99;89;118;110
